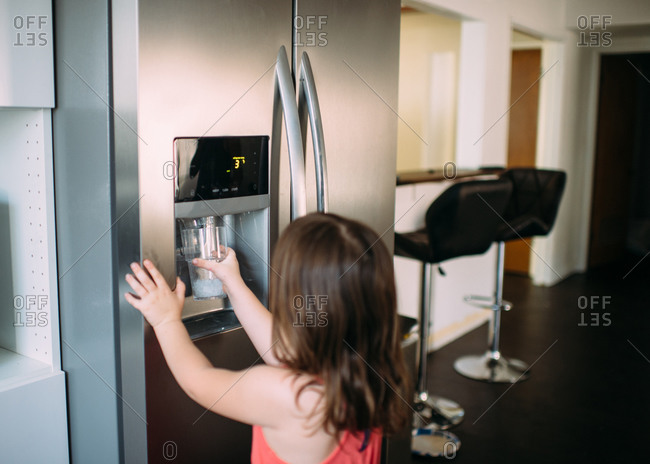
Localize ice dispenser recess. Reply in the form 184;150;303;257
174;136;270;323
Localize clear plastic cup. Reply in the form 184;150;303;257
180;220;228;300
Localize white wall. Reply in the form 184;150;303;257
565;0;650;28
397;11;461;172
405;0;650;284
0;0;55;107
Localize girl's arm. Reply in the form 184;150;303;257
193;250;280;366
124;260;290;426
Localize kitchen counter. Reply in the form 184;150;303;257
396;166;504;185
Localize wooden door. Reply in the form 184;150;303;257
505;49;541;275
588;54;637;268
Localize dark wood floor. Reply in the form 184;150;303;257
408;255;650;463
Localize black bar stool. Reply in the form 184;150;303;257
454;168;566;383
395;177;512;456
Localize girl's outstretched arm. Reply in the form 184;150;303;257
193;250;280;366
124;260;291;427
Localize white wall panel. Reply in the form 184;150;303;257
0;0;54;107
0;109;59;365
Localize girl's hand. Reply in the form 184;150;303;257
192;247;243;295
124;259;185;329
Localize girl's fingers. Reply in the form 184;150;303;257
143;259;169;290
213;245;229;260
221;248;235;263
124;292;143;310
174;278;186;302
194;248;236;269
130;262;157;292
125;273;147;297
193;257;216;272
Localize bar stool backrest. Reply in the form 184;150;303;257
497;168;567;242
425;178;512;264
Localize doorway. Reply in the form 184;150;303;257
504;31;543;275
588;53;650;268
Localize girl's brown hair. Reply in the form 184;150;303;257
270;212;410;436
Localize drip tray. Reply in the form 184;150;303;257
183;309;242;340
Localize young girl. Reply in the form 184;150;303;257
125;212;410;463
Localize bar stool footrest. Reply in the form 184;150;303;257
464;294;512;311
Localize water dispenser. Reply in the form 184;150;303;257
174;136;270;326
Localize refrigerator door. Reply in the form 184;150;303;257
137;0;292;286
132;1;292;462
144;318;260;463
292;0;401;251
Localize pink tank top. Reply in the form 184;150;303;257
250;425;382;464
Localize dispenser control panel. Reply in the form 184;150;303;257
174;136;269;202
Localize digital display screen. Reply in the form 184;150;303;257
174;136;269;202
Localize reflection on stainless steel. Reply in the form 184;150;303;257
411;428;461;459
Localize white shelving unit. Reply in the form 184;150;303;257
0;110;60;364
0;108;68;463
0;1;68;462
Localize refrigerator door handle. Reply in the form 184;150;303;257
298;51;329;213
272;46;307;221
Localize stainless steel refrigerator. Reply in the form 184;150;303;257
53;0;401;462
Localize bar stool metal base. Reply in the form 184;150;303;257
412;426;461;459
412;394;465;430
454;352;530;383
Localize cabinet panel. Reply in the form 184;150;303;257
0;370;68;463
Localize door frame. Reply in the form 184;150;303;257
577;36;650;272
505;46;542;275
507;24;565;285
